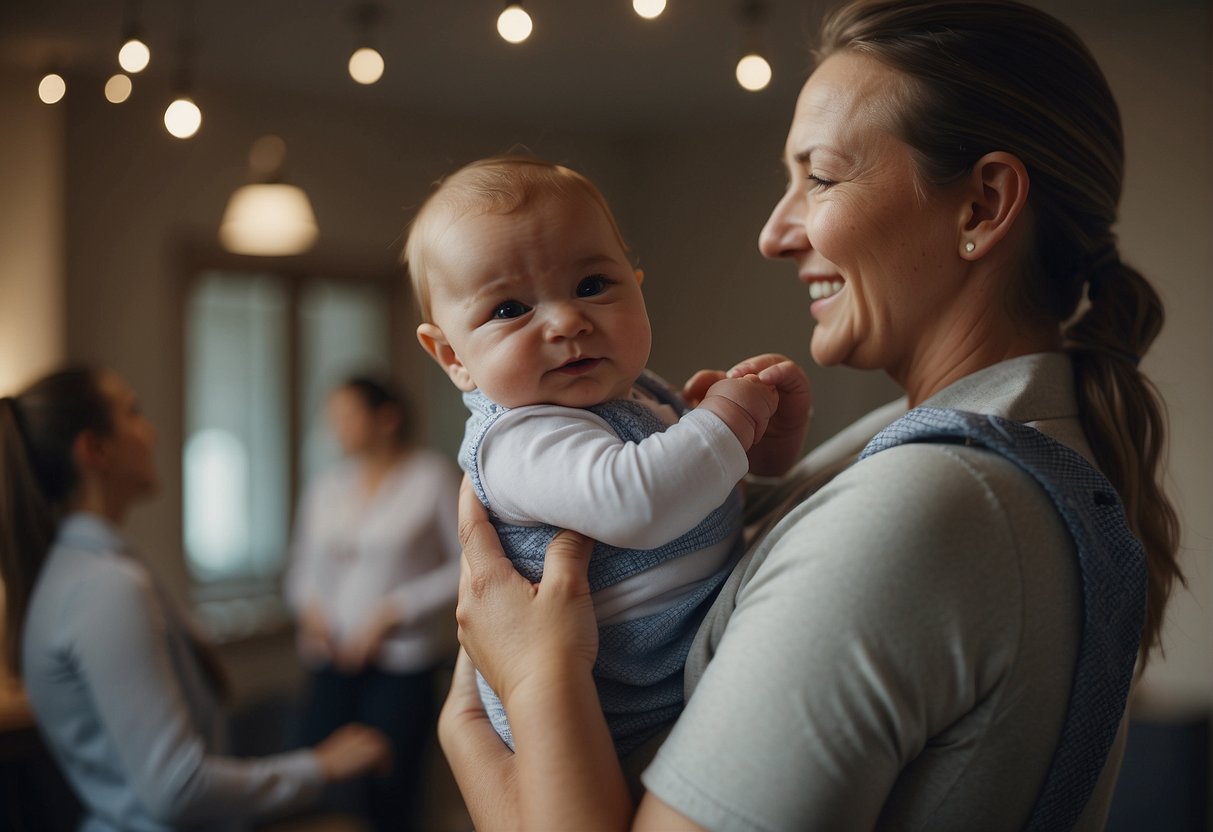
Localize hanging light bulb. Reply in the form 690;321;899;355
38;73;66;104
735;1;772;93
219;135;319;256
164;96;202;138
735;53;772;91
117;1;151;72
633;0;667;19
105;74;133;103
118;37;151;73
164;17;202;140
348;47;384;84
497;3;533;44
348;4;385;84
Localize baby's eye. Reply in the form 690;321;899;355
576;275;611;297
492;300;531;320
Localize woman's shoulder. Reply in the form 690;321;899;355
748;440;1068;603
26;542;156;658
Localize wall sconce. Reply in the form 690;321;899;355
219;135;319;256
735;0;772;93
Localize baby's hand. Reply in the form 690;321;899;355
727;354;812;478
697;375;778;451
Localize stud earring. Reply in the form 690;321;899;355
964;241;976;253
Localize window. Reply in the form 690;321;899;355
182;261;404;636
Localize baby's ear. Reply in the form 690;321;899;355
634;268;645;286
416;323;476;392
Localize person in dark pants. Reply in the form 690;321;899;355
286;376;461;831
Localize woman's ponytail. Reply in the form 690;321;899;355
0;398;58;676
0;369;112;676
1065;260;1182;663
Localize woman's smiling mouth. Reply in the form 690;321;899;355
808;279;844;300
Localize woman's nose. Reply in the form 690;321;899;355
758;187;809;261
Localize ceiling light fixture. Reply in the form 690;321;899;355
735;0;772;92
497;2;533;44
348;4;385;85
633;0;667;20
219;135;319;256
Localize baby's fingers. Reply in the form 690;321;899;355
683;369;727;406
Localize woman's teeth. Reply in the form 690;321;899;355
809;280;844;300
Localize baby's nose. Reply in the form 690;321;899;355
544;303;592;339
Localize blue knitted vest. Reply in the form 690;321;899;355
861;408;1146;831
460;370;743;755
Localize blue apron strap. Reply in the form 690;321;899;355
861;407;1146;831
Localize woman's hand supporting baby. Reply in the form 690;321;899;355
687;354;811;478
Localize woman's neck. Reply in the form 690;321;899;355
894;300;1060;408
358;444;410;495
69;480;129;527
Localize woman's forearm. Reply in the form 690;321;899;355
509;662;633;830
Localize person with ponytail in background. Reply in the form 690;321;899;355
438;1;1184;829
0;367;390;832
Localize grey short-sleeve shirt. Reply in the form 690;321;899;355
641;353;1128;831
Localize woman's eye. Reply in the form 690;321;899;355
577;275;610;297
492;300;531;320
806;174;836;190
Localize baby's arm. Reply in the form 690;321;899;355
478;403;750;551
694;374;778;452
687;354;811;478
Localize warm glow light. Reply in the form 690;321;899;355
118;38;151;73
219;184;319;256
497;4;533;44
105;73;132;103
735;53;772;91
633;0;667;19
38;73;66;104
164;97;202;138
348;47;385;84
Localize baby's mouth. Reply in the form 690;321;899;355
555;357;601;374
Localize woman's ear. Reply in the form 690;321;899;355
958;151;1030;260
416;323;476;392
634;268;645;286
71;429;110;475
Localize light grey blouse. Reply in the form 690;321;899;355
22;513;323;832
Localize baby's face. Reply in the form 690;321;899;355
419;193;651;408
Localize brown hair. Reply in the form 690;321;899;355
337;373;415;446
818;0;1181;662
0;367;111;675
403;154;632;322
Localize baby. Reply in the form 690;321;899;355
407;155;808;755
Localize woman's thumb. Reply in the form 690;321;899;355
541;529;594;594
